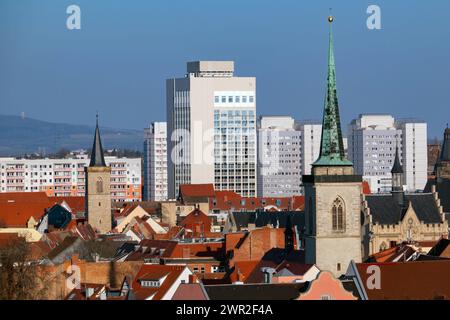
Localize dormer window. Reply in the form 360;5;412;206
140;280;160;287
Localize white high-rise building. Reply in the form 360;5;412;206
0;156;142;201
348;114;427;193
143;122;168;201
257;116;302;197
297;121;322;176
399;120;428;192
166;61;257;198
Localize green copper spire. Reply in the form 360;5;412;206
313;16;353;167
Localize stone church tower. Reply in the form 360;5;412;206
85;116;112;234
303;16;362;276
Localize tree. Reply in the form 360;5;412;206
0;238;49;300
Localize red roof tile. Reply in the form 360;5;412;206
132;264;188;300
356;260;450;299
0;192;51;227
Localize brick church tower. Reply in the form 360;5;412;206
85;115;112;234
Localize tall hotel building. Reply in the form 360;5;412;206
167;61;257;198
0;156;142;202
143;122;168;201
348;114;427;193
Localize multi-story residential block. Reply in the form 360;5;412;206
166;61;257;198
143;122;168;201
257;116;302;197
296;121;322;176
0;156;141;202
348;114;427;193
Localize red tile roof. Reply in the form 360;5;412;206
355;260;450;299
52;196;85;214
132;264;188;300
211;191;305;211
164;242;225;260
180;208;212;237
180;184;215;198
0;192;51;227
172;283;208;300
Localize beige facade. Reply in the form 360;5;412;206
85;166;112;234
304;166;363;277
167;61;257;199
160;201;209;228
363;190;448;256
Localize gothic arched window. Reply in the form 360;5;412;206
332;197;345;232
96;177;103;193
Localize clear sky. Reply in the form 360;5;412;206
0;0;449;139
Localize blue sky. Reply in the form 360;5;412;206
0;0;449;138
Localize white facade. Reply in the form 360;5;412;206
399;121;428;192
167;61;257;198
0;156;142;201
143;122;168;201
296;121;322;175
348;114;427;193
257;116;302;197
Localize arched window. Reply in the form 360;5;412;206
332;197;345;232
96;177;103;193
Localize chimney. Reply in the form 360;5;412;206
261;267;276;284
189;274;198;284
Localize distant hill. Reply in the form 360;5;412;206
0;114;143;156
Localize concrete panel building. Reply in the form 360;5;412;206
257;116;302;197
0;156;141;202
143;122;168;201
166;61;257;198
348;114;427;193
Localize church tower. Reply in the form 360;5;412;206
391;146;405;206
435;127;450;180
303;16;363;276
85;116;112;234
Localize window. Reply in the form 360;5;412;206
96;177;103;193
337;263;341;271
249;96;254;103
332;197;345;231
214;96;219;103
228;96;233;103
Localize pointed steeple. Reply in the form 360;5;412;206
313;16;352;167
89;114;107;167
439;127;450;162
391;145;403;174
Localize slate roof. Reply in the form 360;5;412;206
424;178;450;213
365;193;443;225
427;238;450;258
204;283;308;300
89;117;106;167
232;211;305;233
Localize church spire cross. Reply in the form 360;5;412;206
313;15;352;167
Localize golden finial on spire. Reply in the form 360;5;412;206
328;7;333;23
